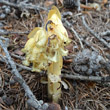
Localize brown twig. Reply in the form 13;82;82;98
80;4;94;10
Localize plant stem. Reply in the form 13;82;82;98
47;56;62;102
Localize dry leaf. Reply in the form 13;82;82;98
65;43;74;53
87;82;96;88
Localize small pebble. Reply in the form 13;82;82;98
4;8;11;14
0;13;6;19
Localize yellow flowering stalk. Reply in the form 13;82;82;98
22;6;71;103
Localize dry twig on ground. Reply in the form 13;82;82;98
100;30;110;36
63;18;84;49
61;73;110;82
1;55;109;83
82;16;110;49
0;0;47;11
0;30;29;35
0;36;48;110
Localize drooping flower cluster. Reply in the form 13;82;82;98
22;6;71;72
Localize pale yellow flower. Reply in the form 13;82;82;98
22;6;71;102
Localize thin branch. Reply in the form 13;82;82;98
82;16;110;49
0;0;47;11
0;54;8;64
35;10;44;27
77;0;81;11
100;31;110;36
81;38;99;52
0;54;110;84
0;35;109;85
0;30;29;35
10;53;25;60
16;63;32;71
16;63;110;82
63;18;84;49
0;36;43;110
61;73;110;82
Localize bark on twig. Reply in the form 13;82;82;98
0;54;8;64
82;16;110;49
0;36;43;110
10;53;25;60
1;55;109;83
0;30;29;35
63;18;84;49
100;31;110;36
77;0;81;11
0;0;47;11
61;73;110;82
81;38;99;52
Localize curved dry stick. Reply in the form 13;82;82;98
63;18;84;49
0;36;42;109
